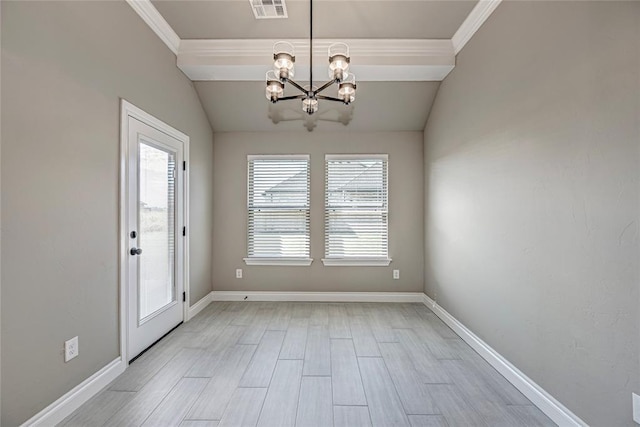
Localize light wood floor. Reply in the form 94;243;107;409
60;302;555;427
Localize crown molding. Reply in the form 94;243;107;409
126;0;180;55
452;0;502;55
177;39;455;82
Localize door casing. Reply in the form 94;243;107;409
119;99;190;363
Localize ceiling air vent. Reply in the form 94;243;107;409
250;0;288;19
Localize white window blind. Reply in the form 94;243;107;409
246;155;311;264
324;155;390;265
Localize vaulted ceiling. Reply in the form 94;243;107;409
128;0;500;132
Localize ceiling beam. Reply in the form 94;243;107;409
177;39;455;82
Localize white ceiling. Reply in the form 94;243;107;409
194;81;440;132
152;0;478;40
130;0;500;132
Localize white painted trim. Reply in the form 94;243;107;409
179;39;454;58
247;154;310;161
187;291;213;320
212;291;423;303
451;0;503;55
421;294;587;427
20;358;125;427
321;258;392;267
126;0;180;55
325;153;389;161
243;258;314;266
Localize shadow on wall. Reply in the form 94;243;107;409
268;102;354;131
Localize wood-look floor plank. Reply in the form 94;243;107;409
329;304;352;338
279;318;308;360
218;388;267;427
238;306;275;344
186;325;244;377
256;360;303;427
407;415;450;427
331;339;367;406
358;357;410;427
411;323;462;360
239;330;285;387
345;303;366;317
440;359;524;425
141;378;209;426
180;421;220;427
309;304;329;325
349;316;380;357
268;303;292;330
104;348;205;427
186;345;257;420
507;405;556;427
333;406;373;427
426;384;488;427
367;306;398;343
395;329;450;384
378;342;438;415
303;325;331;376
296;376;333;427
59;391;135;427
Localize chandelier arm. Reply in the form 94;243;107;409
284;78;308;94
316;94;348;103
278;94;307;101
313;79;338;95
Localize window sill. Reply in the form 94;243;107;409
243;258;313;266
321;258;392;267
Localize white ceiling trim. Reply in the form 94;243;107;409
177;39;455;81
126;0;180;54
451;0;502;55
126;0;502;80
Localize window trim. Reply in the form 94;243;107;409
322;154;391;267
245;154;312;266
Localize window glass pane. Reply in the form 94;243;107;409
325;157;388;259
248;157;310;258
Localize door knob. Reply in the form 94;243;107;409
130;247;143;256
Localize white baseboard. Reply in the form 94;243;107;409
22;357;125;427
421;294;587;427
212;291;424;303
187;291;213;320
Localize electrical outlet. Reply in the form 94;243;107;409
64;336;79;362
236;268;243;279
393;269;400;280
633;393;640;423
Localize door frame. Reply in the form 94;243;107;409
119;99;190;363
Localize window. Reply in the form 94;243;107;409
323;154;391;266
244;155;312;265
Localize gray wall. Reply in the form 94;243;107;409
423;2;639;425
212;131;424;293
1;2;213;425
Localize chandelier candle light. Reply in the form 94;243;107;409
265;0;357;115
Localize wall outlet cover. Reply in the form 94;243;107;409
393;269;400;280
64;336;79;362
633;393;640;424
235;268;243;279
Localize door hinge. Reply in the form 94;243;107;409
182;292;186;302
182;226;186;236
183;161;186;171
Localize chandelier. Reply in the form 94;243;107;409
265;0;357;115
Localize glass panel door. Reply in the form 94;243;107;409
138;141;176;322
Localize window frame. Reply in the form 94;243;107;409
243;154;313;266
322;154;392;267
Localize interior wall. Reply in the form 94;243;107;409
212;131;424;293
423;1;639;425
1;2;213;425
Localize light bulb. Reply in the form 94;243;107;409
265;71;284;102
273;41;295;80
328;42;350;81
338;74;356;104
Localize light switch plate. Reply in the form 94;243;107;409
633;393;640;424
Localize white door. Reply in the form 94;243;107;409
125;115;185;361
